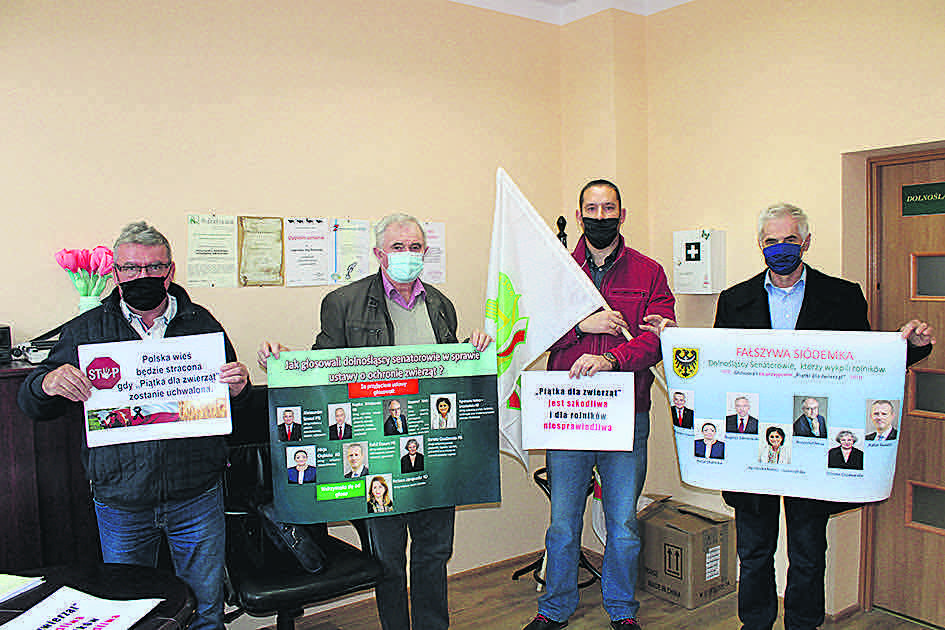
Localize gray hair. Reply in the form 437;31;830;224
114;221;172;261
757;203;809;244
374;213;426;249
835;430;857;444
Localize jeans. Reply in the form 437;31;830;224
733;494;829;630
94;482;225;630
538;411;649;622
367;505;455;630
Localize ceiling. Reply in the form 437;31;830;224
448;0;694;25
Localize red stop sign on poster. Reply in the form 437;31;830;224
87;356;121;389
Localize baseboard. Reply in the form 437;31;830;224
826;603;861;623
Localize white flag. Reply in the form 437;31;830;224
485;168;608;467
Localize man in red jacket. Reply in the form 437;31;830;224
523;180;675;630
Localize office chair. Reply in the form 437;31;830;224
224;386;382;630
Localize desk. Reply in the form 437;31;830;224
0;362;101;570
0;564;195;630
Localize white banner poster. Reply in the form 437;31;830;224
77;333;231;448
0;586;160;630
661;328;907;503
521;371;635;451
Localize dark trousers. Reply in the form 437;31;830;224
367;505;455;630
730;493;829;630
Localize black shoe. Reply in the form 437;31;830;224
610;619;641;629
523;614;568;630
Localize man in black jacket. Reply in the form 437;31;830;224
644;203;934;630
259;213;491;630
716;204;934;630
18;221;250;630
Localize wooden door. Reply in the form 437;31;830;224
866;149;945;625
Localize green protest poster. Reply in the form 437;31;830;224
267;343;500;523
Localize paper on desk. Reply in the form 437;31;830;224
0;585;161;630
0;575;44;605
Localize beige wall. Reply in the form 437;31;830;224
6;0;945;621
1;0;562;595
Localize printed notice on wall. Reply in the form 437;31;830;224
520;371;636;451
419;221;446;284
77;333;231;448
238;216;284;285
284;217;372;286
186;214;238;288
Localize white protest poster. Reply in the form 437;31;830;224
0;586;160;630
185;213;238;288
284;217;333;286
661;328;907;502
520;371;635;451
78;333;231;447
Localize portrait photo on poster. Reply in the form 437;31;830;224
669;389;695;429
793;395;828;438
400;435;425;473
866;398;900;441
758;423;792;465
827;428;865;471
277;405;303;442
725;392;759;435
695;420;725;459
367;474;395;513
384;398;409;435
430;393;457;430
344;441;370;478
327;402;353;440
286;445;317;484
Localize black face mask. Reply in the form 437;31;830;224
120;275;168;311
582;217;620;249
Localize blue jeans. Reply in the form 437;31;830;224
367;505;455;630
94;482;225;630
538;411;649;622
733;494;829;630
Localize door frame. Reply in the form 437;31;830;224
858;146;945;611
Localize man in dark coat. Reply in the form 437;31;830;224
18;221;250;630
643;203;934;630
259;213;491;630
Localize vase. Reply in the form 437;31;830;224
78;296;101;314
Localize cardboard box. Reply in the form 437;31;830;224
640;499;736;609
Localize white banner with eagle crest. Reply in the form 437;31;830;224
660;327;907;502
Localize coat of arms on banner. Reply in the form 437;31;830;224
672;347;699;378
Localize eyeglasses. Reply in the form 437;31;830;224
113;262;171;277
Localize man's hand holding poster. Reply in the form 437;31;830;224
661;328;907;503
78;332;231;448
266;343;500;524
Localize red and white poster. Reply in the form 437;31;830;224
77;332;231;447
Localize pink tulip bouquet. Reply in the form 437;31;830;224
55;246;114;300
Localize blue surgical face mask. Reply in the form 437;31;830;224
385;251;424;283
762;242;803;276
